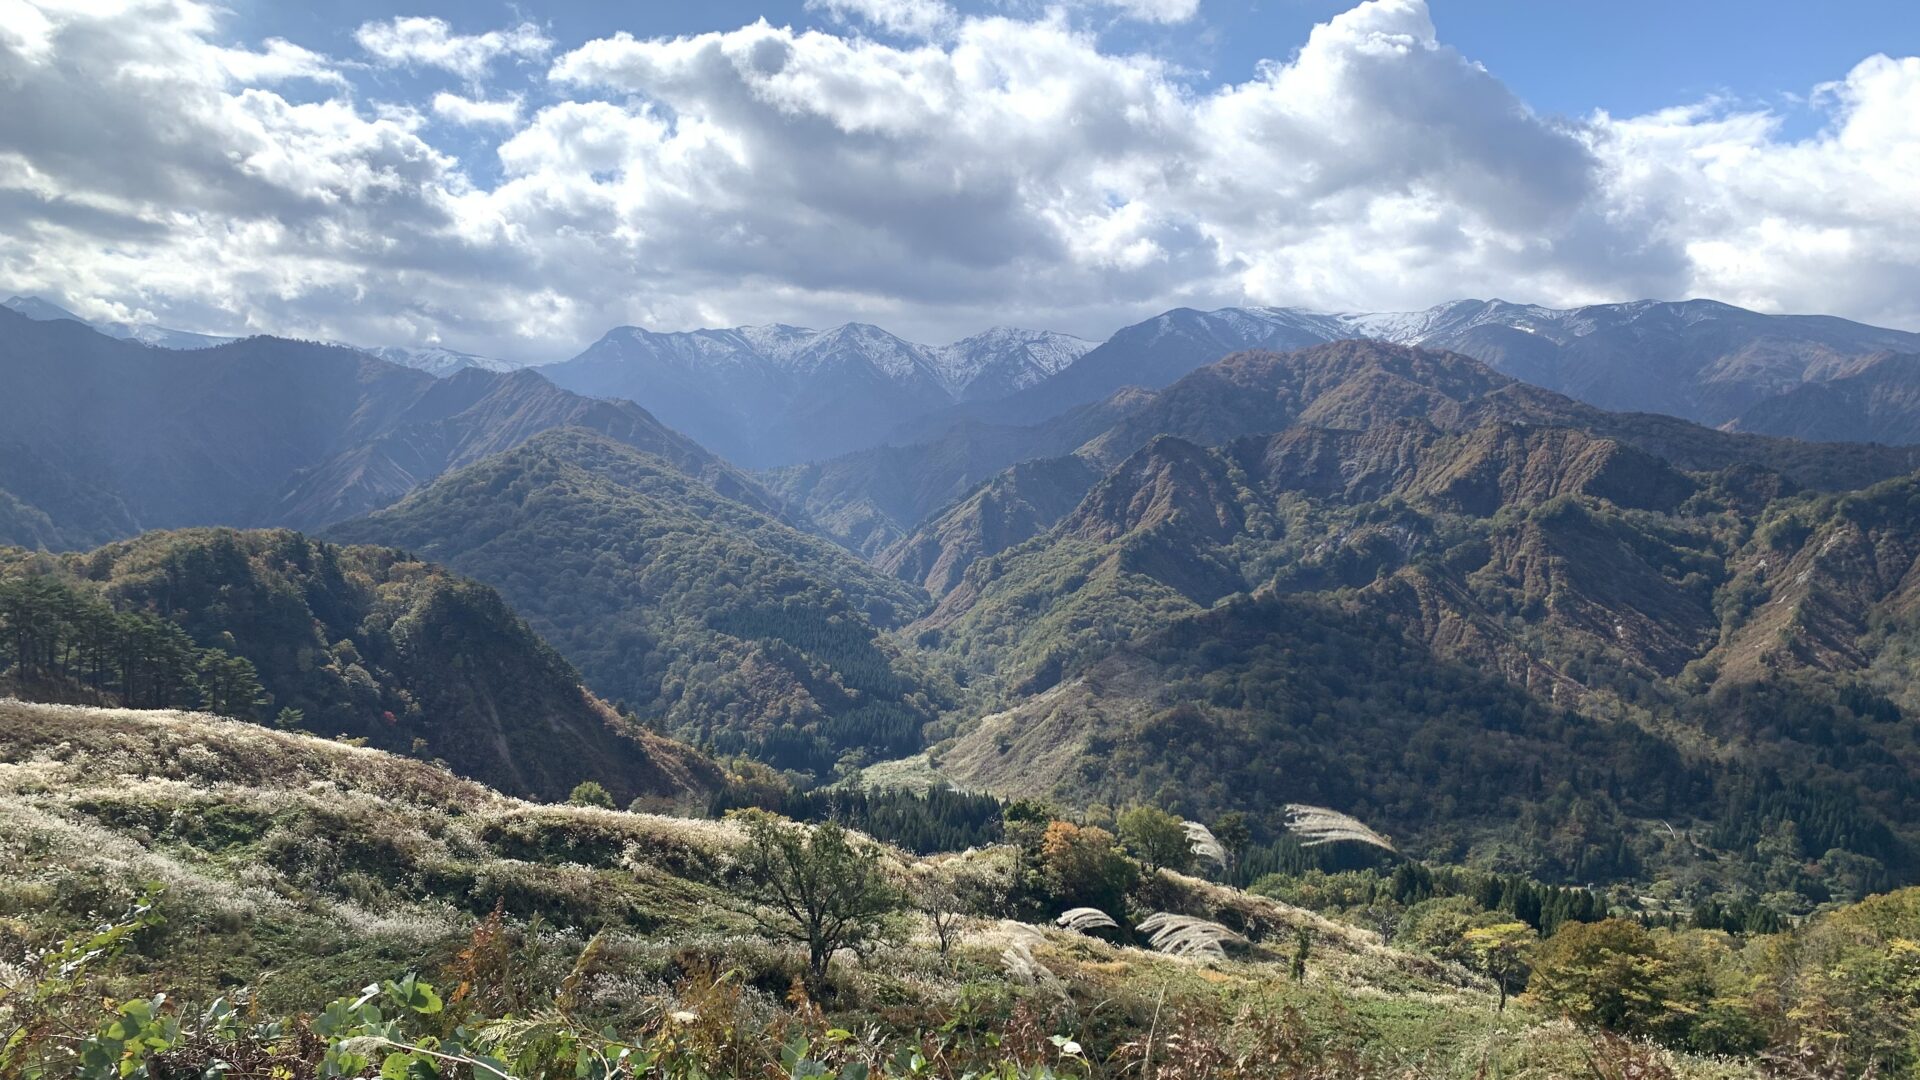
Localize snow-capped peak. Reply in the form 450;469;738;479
778;322;939;382
932;327;1097;396
362;345;525;378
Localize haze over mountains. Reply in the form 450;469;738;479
538;322;1098;467
0;306;778;551
3;293;525;377
24;289;1917;471
534;298;1920;469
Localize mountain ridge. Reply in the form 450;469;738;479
537;319;1096;467
0;308;789;549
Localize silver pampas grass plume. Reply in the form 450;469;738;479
1055;907;1120;933
1001;940;1041;984
1135;912;1245;960
1184;820;1227;870
1282;804;1396;853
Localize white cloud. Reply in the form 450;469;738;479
0;0;1916;361
1589;54;1920;324
432;91;522;128
213;37;348;87
354;16;551;81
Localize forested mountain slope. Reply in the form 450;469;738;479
872;347;1920;900
327;428;947;778
0;528;718;803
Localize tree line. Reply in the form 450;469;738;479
0;572;268;719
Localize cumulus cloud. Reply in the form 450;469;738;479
0;0;1916;361
1590;54;1920;324
354;16;551;81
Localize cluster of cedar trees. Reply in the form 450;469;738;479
0;573;268;719
707;781;1005;854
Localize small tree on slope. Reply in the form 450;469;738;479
738;811;901;990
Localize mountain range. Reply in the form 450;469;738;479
536;321;1096;467
17;289;1919;464
946;298;1920;433
11;293;1920;900
0;306;780;550
3;293;525;376
890;341;1920;888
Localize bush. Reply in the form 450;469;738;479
1034;821;1137;917
568;780;615;809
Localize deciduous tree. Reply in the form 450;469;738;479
737;812;900;989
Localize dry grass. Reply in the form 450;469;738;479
0;700;1766;1079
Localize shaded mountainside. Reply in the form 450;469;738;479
274;367;785;530
327;428;946;778
1729;352;1920;444
878;455;1104;596
0;309;782;548
766;387;1150;558
0;528;718;804
1398;299;1920;430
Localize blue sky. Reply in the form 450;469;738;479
238;0;1919;123
3;0;1917;358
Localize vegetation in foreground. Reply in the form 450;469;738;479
4;701;1919;1078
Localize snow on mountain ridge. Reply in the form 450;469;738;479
363;345;524;378
569;319;1094;401
931;326;1097;395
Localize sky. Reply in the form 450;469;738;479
1;0;1917;361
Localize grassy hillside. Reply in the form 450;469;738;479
9;700;1920;1077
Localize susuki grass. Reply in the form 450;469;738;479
0;699;1788;1078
